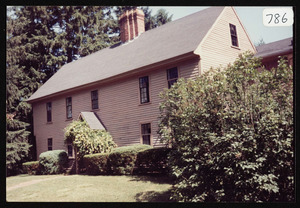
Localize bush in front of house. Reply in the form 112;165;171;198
159;53;294;202
64;120;117;172
39;150;68;174
107;144;152;175
135;147;171;174
83;153;109;175
22;161;40;175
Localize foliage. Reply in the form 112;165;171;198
135;147;171;174
39;150;68;174
22;161;40;175
6;118;31;176
83;153;109;175
107;144;152;175
64;120;117;172
158;52;294;202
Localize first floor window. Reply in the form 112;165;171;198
229;23;238;47
167;67;178;88
91;90;99;109
141;123;151;145
66;97;72;119
67;144;73;157
46;102;52;122
139;76;150;104
48;138;53;151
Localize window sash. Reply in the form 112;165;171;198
46;102;52;122
67;144;73;157
91;90;98;109
229;24;238;47
66;97;72;119
141;123;151;145
167;67;178;88
48;138;52;151
139;76;149;104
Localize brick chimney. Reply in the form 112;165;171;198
119;8;145;43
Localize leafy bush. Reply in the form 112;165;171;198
159;52;294;202
83;153;109;175
107;144;152;175
64;120;117;172
135;147;171;174
22;161;40;175
39;150;68;174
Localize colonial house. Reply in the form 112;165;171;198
255;37;293;70
27;7;256;158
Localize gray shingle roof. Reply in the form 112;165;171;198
255;37;293;58
27;7;224;102
79;112;105;130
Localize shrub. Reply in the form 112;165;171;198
39;150;68;175
107;144;152;175
159;52;294;202
83;153;109;175
135;147;171;174
64;120;117;172
22;161;40;175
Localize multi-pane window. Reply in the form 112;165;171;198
141;123;151;145
66;97;72;119
91;90;99;109
139;76;150;104
48;138;53;151
229;23;238;47
46;102;52;122
167;67;178;88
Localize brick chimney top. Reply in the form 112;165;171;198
119;8;145;43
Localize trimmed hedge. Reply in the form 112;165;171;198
22;161;40;175
39;150;68;175
107;144;152;175
83;153;108;175
83;145;171;176
135;147;171;174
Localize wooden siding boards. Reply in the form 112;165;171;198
195;7;256;73
33;58;200;157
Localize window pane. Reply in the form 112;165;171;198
91;90;98;109
142;135;150;145
66;97;72;118
46;102;52;122
139;76;149;104
229;24;238;47
48;138;52;151
68;145;73;157
167;67;178;80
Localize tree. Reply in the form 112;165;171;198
255;38;266;47
159;52;294;202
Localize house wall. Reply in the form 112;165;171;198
198;7;256;73
261;53;293;70
33;57;200;158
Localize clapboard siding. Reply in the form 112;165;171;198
33;57;199;157
200;7;255;73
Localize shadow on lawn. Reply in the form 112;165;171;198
130;174;174;185
135;189;175;202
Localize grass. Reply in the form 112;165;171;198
6;174;174;202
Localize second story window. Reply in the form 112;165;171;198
91;90;99;110
48;138;53;151
139;76;150;104
46;102;52;122
229;23;238;47
66;97;72;119
167;67;178;88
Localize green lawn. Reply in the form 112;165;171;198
6;174;174;202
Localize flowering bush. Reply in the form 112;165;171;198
64;120;117;172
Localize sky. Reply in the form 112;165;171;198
149;6;293;45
